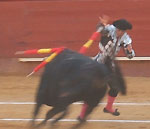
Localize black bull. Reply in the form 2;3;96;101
32;49;126;127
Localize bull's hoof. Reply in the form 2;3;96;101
77;116;86;123
34;120;46;128
51;119;58;125
50;120;58;128
103;108;120;116
29;120;36;128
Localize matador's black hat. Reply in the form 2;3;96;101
113;19;132;30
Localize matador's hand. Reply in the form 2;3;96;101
99;15;110;26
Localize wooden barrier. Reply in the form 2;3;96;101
18;57;150;62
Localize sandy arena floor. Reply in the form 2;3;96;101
0;75;150;129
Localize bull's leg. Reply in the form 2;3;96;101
51;108;68;125
30;103;42;127
50;97;71;125
38;106;67;127
78;87;107;123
